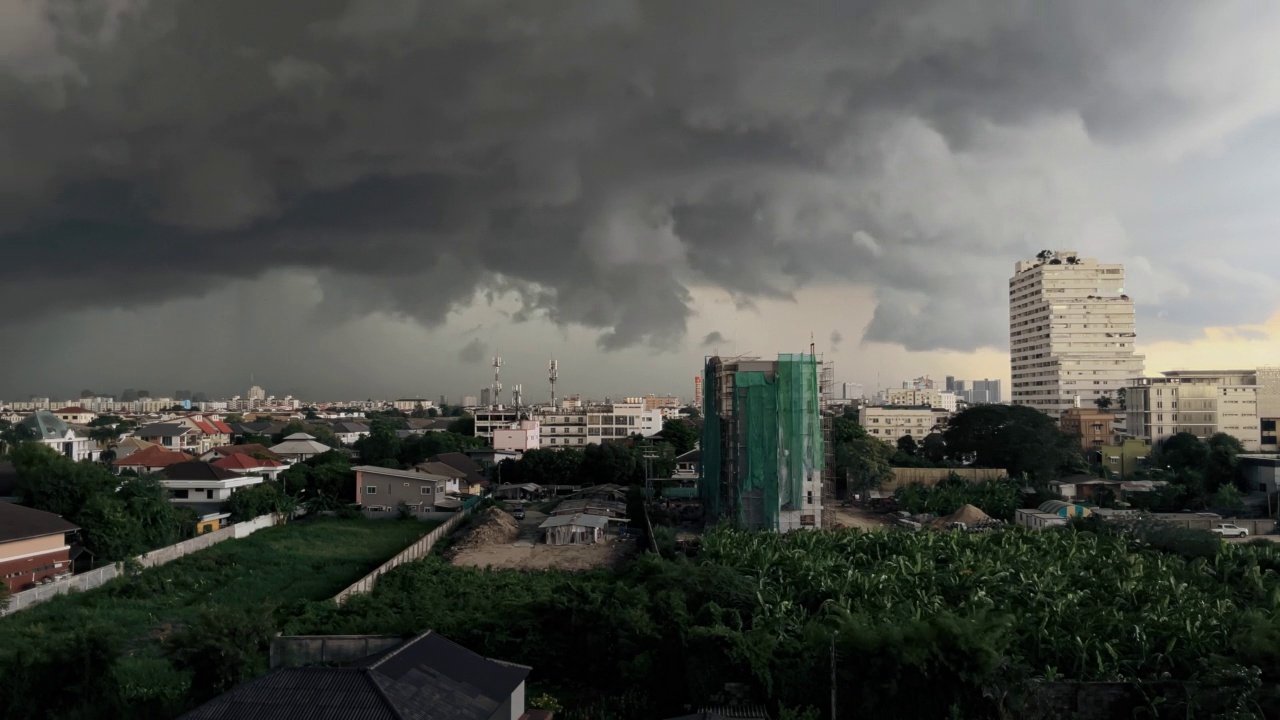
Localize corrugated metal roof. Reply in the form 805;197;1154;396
538;513;610;529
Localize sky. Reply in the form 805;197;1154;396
4;0;1280;402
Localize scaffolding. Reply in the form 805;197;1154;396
699;353;824;531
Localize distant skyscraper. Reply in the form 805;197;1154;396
1010;251;1144;415
440;394;448;407
970;379;1003;404
248;385;266;401
480;388;492;406
462;395;478;407
954;380;967;401
945;376;955;393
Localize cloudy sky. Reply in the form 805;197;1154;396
4;0;1280;402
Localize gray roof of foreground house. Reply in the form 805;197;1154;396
137;423;195;437
180;631;530;720
538;513;610;530
0;501;79;543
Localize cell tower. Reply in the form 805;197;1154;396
548;359;559;409
491;355;503;408
512;383;523;409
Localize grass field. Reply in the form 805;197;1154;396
0;515;431;715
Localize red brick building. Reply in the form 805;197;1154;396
0;502;80;593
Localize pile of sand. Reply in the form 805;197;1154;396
451;507;520;551
935;504;992;527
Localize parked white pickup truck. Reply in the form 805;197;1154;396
1211;523;1249;538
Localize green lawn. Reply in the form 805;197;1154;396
0;516;430;658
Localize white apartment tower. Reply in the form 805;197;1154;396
1009;251;1145;416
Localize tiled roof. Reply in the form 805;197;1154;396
54;406;92;414
162;462;243;481
206;444;282;461
213;454;285;470
193;420;217;434
0;502;79;543
210;420;233;434
114;446;196;467
181;631;530;720
137;423;195;438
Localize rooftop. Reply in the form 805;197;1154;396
0;502;79;544
162;462;244;481
18;410;71;440
114;446;197;468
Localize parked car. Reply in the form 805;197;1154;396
1211;523;1249;538
511;507;525;520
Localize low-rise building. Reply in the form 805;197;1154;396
539;513;609;545
858;406;939;444
1060;408;1118;452
0;502;80;593
328;421;371;445
52;406;97;425
211;454;286;480
1099;438;1151;477
160;462;264;504
113;446;197;474
269;433;333;462
494;420;540;454
353;465;462;515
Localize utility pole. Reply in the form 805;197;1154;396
830;633;838;720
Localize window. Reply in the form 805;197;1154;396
807;491;814;505
365;486;377;495
172;489;189;499
206;489;214;499
420;486;433;495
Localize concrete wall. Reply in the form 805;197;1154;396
270;634;403;669
332;507;473;605
2;512;280;616
362;508;461;522
1147;515;1277;535
883;467;1008;491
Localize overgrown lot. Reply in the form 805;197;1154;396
284;524;1280;719
0;516;429;720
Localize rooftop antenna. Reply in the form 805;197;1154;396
512;383;523;410
548;359;558;409
492;355;503;408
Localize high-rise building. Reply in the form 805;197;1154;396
700;353;823;532
693;376;703;411
480;388;492;407
945;376;955;393
461;395;478;407
970;379;1002;404
1009;251;1145;416
248;385;266;401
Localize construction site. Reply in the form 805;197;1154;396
699;351;835;532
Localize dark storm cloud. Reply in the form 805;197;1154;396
457;338;486;364
701;331;728;348
1;0;1277;354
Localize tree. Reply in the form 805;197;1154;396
1210;484;1246;513
943;405;1079;483
224;413;245;424
447;414;475;435
581;442;640;485
1206;433;1245;492
1156;432;1210;474
222;482;289;522
896;434;918;456
167;605;275;704
0;421;34;456
661;418;698;455
1116;388;1127;412
354;418;402;466
920;433;947;464
1094;395;1113;410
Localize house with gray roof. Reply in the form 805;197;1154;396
18;410;99;462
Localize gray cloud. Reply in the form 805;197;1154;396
2;0;1280;367
457;338;486;364
702;331;728;348
830;331;843;350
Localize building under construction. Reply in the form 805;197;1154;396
700;353;825;532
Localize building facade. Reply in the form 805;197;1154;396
1060;407;1117;451
700;354;824;532
1126;370;1260;451
1009;251;1145;416
859;406;939;445
0;503;80;593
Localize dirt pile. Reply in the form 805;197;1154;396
451;507;520;551
931;504;994;529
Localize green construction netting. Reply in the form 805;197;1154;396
736;371;779;528
699;354;824;531
777;353;823;513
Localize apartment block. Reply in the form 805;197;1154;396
859;406;938;445
1009;251;1145;416
1060;407;1117;452
1126;370;1260;451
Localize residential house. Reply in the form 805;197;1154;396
179;630;533;720
465;448;521;468
494;420;540;454
415;460;468;487
52;406;97;425
492;483;543;501
565;484;627;503
1099;438;1151;478
200;444;282;463
136;423;203;453
858;405;939;445
429;452;489;494
0;502;79;592
113;446;197;474
329;421;371;445
353;465;462;516
212;454;286;480
112;437;157;461
269;433;333;462
551;498;626;518
674;449;701;479
161;462;264;505
539;513;609;545
18;410;100;462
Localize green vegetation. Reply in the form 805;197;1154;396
352;417;485;466
9;444;197;562
497;438;677;486
0;517;429;720
281;525;1280;719
1125;432;1248;511
894;475;1023;520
